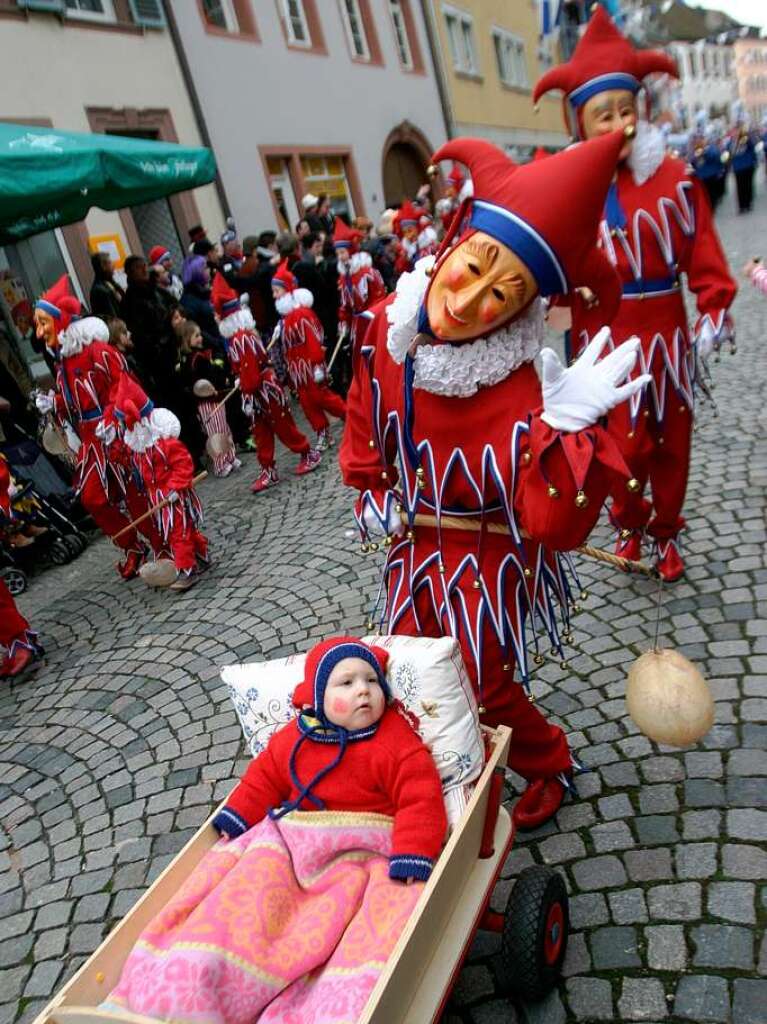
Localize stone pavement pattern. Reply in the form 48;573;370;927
1;187;766;1024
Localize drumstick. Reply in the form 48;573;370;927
399;511;656;578
201;384;239;427
112;471;207;543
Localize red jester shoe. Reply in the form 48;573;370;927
655;537;685;583
251;466;279;494
512;778;566;832
0;645;38;681
295;449;321;476
117;546;146;581
615;528;643;567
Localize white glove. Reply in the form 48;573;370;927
35;391;54;414
338;323;349;343
95;420;116;446
696;319;718;363
361;499;405;538
63;422;81;454
540;327;651;433
7;481;19;500
313;365;326;385
167;490;179;503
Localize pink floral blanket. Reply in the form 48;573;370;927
105;810;424;1024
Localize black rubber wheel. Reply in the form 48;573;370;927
1;566;27;596
62;534;85;558
502;865;569;1001
48;538;72;565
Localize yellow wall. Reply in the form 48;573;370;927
431;0;567;147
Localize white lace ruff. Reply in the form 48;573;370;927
124;408;181;453
627;120;666;186
385;256;543;398
350;252;372;273
59;316;109;356
275;288;314;317
218;307;256;340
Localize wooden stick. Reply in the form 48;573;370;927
112;472;207;543
400;511;657;578
201;385;238;427
326;326;348;374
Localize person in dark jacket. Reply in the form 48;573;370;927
89;252;125;320
120;255;176;399
180;255;225;355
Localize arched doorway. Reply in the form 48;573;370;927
381;122;438;208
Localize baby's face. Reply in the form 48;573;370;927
323;657;385;730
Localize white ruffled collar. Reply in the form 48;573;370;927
627;120;666;186
59;316;109;357
385;256;543;398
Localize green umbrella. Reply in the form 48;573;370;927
0;122;217;245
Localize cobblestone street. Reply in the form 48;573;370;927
1;185;766;1024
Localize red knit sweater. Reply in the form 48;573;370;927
215;707;447;880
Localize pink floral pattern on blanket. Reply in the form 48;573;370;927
105;811;424;1024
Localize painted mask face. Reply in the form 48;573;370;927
425;231;537;342
581;89;638;159
403;225;418;243
337;248;351;267
34;309;58;350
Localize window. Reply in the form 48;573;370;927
300;154;354;220
201;0;238;32
64;0;115;20
281;0;311;46
492;27;529;89
389;0;412;69
443;5;478;76
340;0;369;59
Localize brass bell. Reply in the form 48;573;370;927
547;484;559;499
381;470;388;481
473;579;481;590
424;263;434;277
658;437;665;445
533;653;544;666
368;439;375;449
623;123;636;140
360;544;369;554
560;660;568;670
522;451;532;465
533;104;539;114
523;567;533;578
574;490;589;509
395;503;404;513
579;589;589;601
370;542;379;552
528;692;536;703
620;528;632;540
678;405;686;414
478;704;487;715
406;529;415;541
564;632;575;644
438;563;446;574
427;163;439;178
571;603;581;614
643;409;650;418
384;535;393;548
627;431;635;439
626;478;641;493
503;663;511;672
366;619;374;630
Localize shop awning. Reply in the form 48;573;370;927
0;122;217;245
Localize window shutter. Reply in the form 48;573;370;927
17;0;65;11
128;0;165;27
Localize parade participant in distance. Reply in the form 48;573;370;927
34;276;162;579
211;272;318;493
271;260;345;453
534;7;737;581
341;127;648;830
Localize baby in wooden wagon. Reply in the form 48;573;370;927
106;637;448;1024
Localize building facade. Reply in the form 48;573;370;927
734;37;767;123
166;0;448;229
0;0;224;396
422;0;569;158
665;40;737;127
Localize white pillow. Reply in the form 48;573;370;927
221;634;484;806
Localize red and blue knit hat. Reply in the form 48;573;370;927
35;275;82;334
293;636;390;722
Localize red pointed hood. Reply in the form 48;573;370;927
332;218;362;252
211;271;241;318
35;275;81;334
446;162;465;189
271;258;297;293
533;6;677;128
393;200;421;238
430;129;626;317
114;372;154;430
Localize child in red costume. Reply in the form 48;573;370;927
210;272;319;493
115;375;208;592
0;457;43;679
534;7;737;582
33;276;162;579
341;129;649;831
213;637;447;882
271;260;346;452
